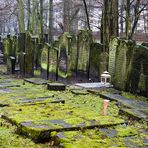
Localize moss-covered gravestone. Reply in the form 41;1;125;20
48;46;58;80
113;39;135;90
89;43;104;80
18;32;34;77
3;35;16;74
77;30;93;76
18;33;26;76
41;43;50;79
32;36;39;69
24;32;34;77
130;45;148;96
109;37;119;77
58;32;74;80
3;38;10;63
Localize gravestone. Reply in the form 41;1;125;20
41;44;49;79
109;38;118;77
77;30;93;76
10;36;18;74
113;39;135;90
31;36;39;69
18;32;34;77
3;35;15;74
58;32;73;80
89;43;103;80
24;32;34;77
48;46;58;80
18;33;26;76
130;45;148;96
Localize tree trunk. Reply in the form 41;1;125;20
17;0;25;33
101;0;118;52
27;0;31;30
48;0;53;43
63;0;71;32
82;0;91;30
40;0;44;42
125;0;130;39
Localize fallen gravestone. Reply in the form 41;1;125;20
75;82;113;89
24;78;49;85
2;104;124;142
99;93;148;120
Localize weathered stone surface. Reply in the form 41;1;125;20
77;30;93;74
51;127;144;148
18;33;26;76
1;103;124;141
113;39;135;90
24;32;34;77
99;93;148;120
24;78;48;85
109;37;118;77
119;108;148;120
71;89;89;95
89;43;103;80
129;45;148;96
47;83;66;91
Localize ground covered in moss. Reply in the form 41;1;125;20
0;68;147;147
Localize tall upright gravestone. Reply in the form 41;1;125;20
109;37;118;77
111;39;135;90
18;32;34;77
130;45;148;96
41;43;50;79
89;43;106;80
58;32;74;80
3;35;13;74
77;30;93;77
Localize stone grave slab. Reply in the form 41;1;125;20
71;90;89;95
18;97;65;105
24;78;49;85
2;104;124;141
0;95;65;106
119;108;148;120
75;82;113;89
99;93;148;110
99;93;148;120
50;126;146;148
47;83;66;91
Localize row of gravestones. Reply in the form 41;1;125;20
2;32;42;77
109;38;148;96
40;30;108;82
2;30;107;81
